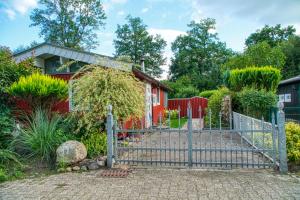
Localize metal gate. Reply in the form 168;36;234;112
106;104;288;171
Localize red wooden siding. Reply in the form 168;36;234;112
168;97;208;118
152;86;166;126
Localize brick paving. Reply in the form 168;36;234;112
0;168;299;200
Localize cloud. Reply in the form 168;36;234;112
2;0;37;20
141;8;149;13
4;9;16;20
103;0;127;13
189;0;300;25
117;10;125;16
13;0;37;15
148;28;186;79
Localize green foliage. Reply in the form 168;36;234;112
245;24;296;47
0;46;37;107
199;90;217;98
206;87;230;126
30;0;106;50
8;73;68;109
0;168;8;182
0;107;14;149
237;88;277;119
228;66;281;92
223;42;286;70
81;131;107;158
280;35;300;79
164;109;179;120
285;122;300;162
114;15;167;77
170;18;233;91
0;149;22;167
161;76;199;98
169;117;187;128
72;65;145;132
14;109;70;164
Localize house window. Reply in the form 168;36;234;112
44;56;67;74
156;88;160;105
164;91;168;108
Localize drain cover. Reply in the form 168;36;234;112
100;169;130;178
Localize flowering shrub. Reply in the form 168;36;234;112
286;122;300;162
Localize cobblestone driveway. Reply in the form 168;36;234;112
1;168;300;200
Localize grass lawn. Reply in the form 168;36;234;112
169;117;188;128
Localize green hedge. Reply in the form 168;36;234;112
229;66;281;91
199;90;217;98
237;88;277;119
8;73;68;109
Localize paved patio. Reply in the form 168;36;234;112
0;168;299;200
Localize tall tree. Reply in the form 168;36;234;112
223;41;286;71
280;35;300;79
30;0;106;50
245;24;296;47
170;18;233;90
114;16;167;78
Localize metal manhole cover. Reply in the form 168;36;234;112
100;169;131;178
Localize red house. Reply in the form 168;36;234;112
13;43;170;128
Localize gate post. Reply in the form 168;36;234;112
106;105;114;168
187;102;193;167
277;102;288;173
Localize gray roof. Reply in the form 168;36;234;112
279;75;300;86
13;42;132;71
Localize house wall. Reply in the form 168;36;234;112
152;86;166;126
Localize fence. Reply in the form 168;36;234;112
168;97;208;118
233;112;277;164
106;103;288;172
233;105;288;173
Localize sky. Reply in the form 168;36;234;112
0;0;300;79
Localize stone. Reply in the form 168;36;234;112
96;156;107;167
66;167;72;172
87;162;100;170
72;166;80;171
56;140;87;164
80;166;88;171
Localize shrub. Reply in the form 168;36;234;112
285;122;300;162
199;90;217;98
206;87;230;126
0;168;8;182
14;109;70;164
72;65;145;132
0;46;37;107
8;73;68;109
228;66;281;91
0;107;14;149
237;88;277;119
164;109;179;119
0;149;22;167
81;131;107;158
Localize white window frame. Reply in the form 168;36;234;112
156;88;160;105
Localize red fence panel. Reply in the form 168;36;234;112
168;97;208;118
